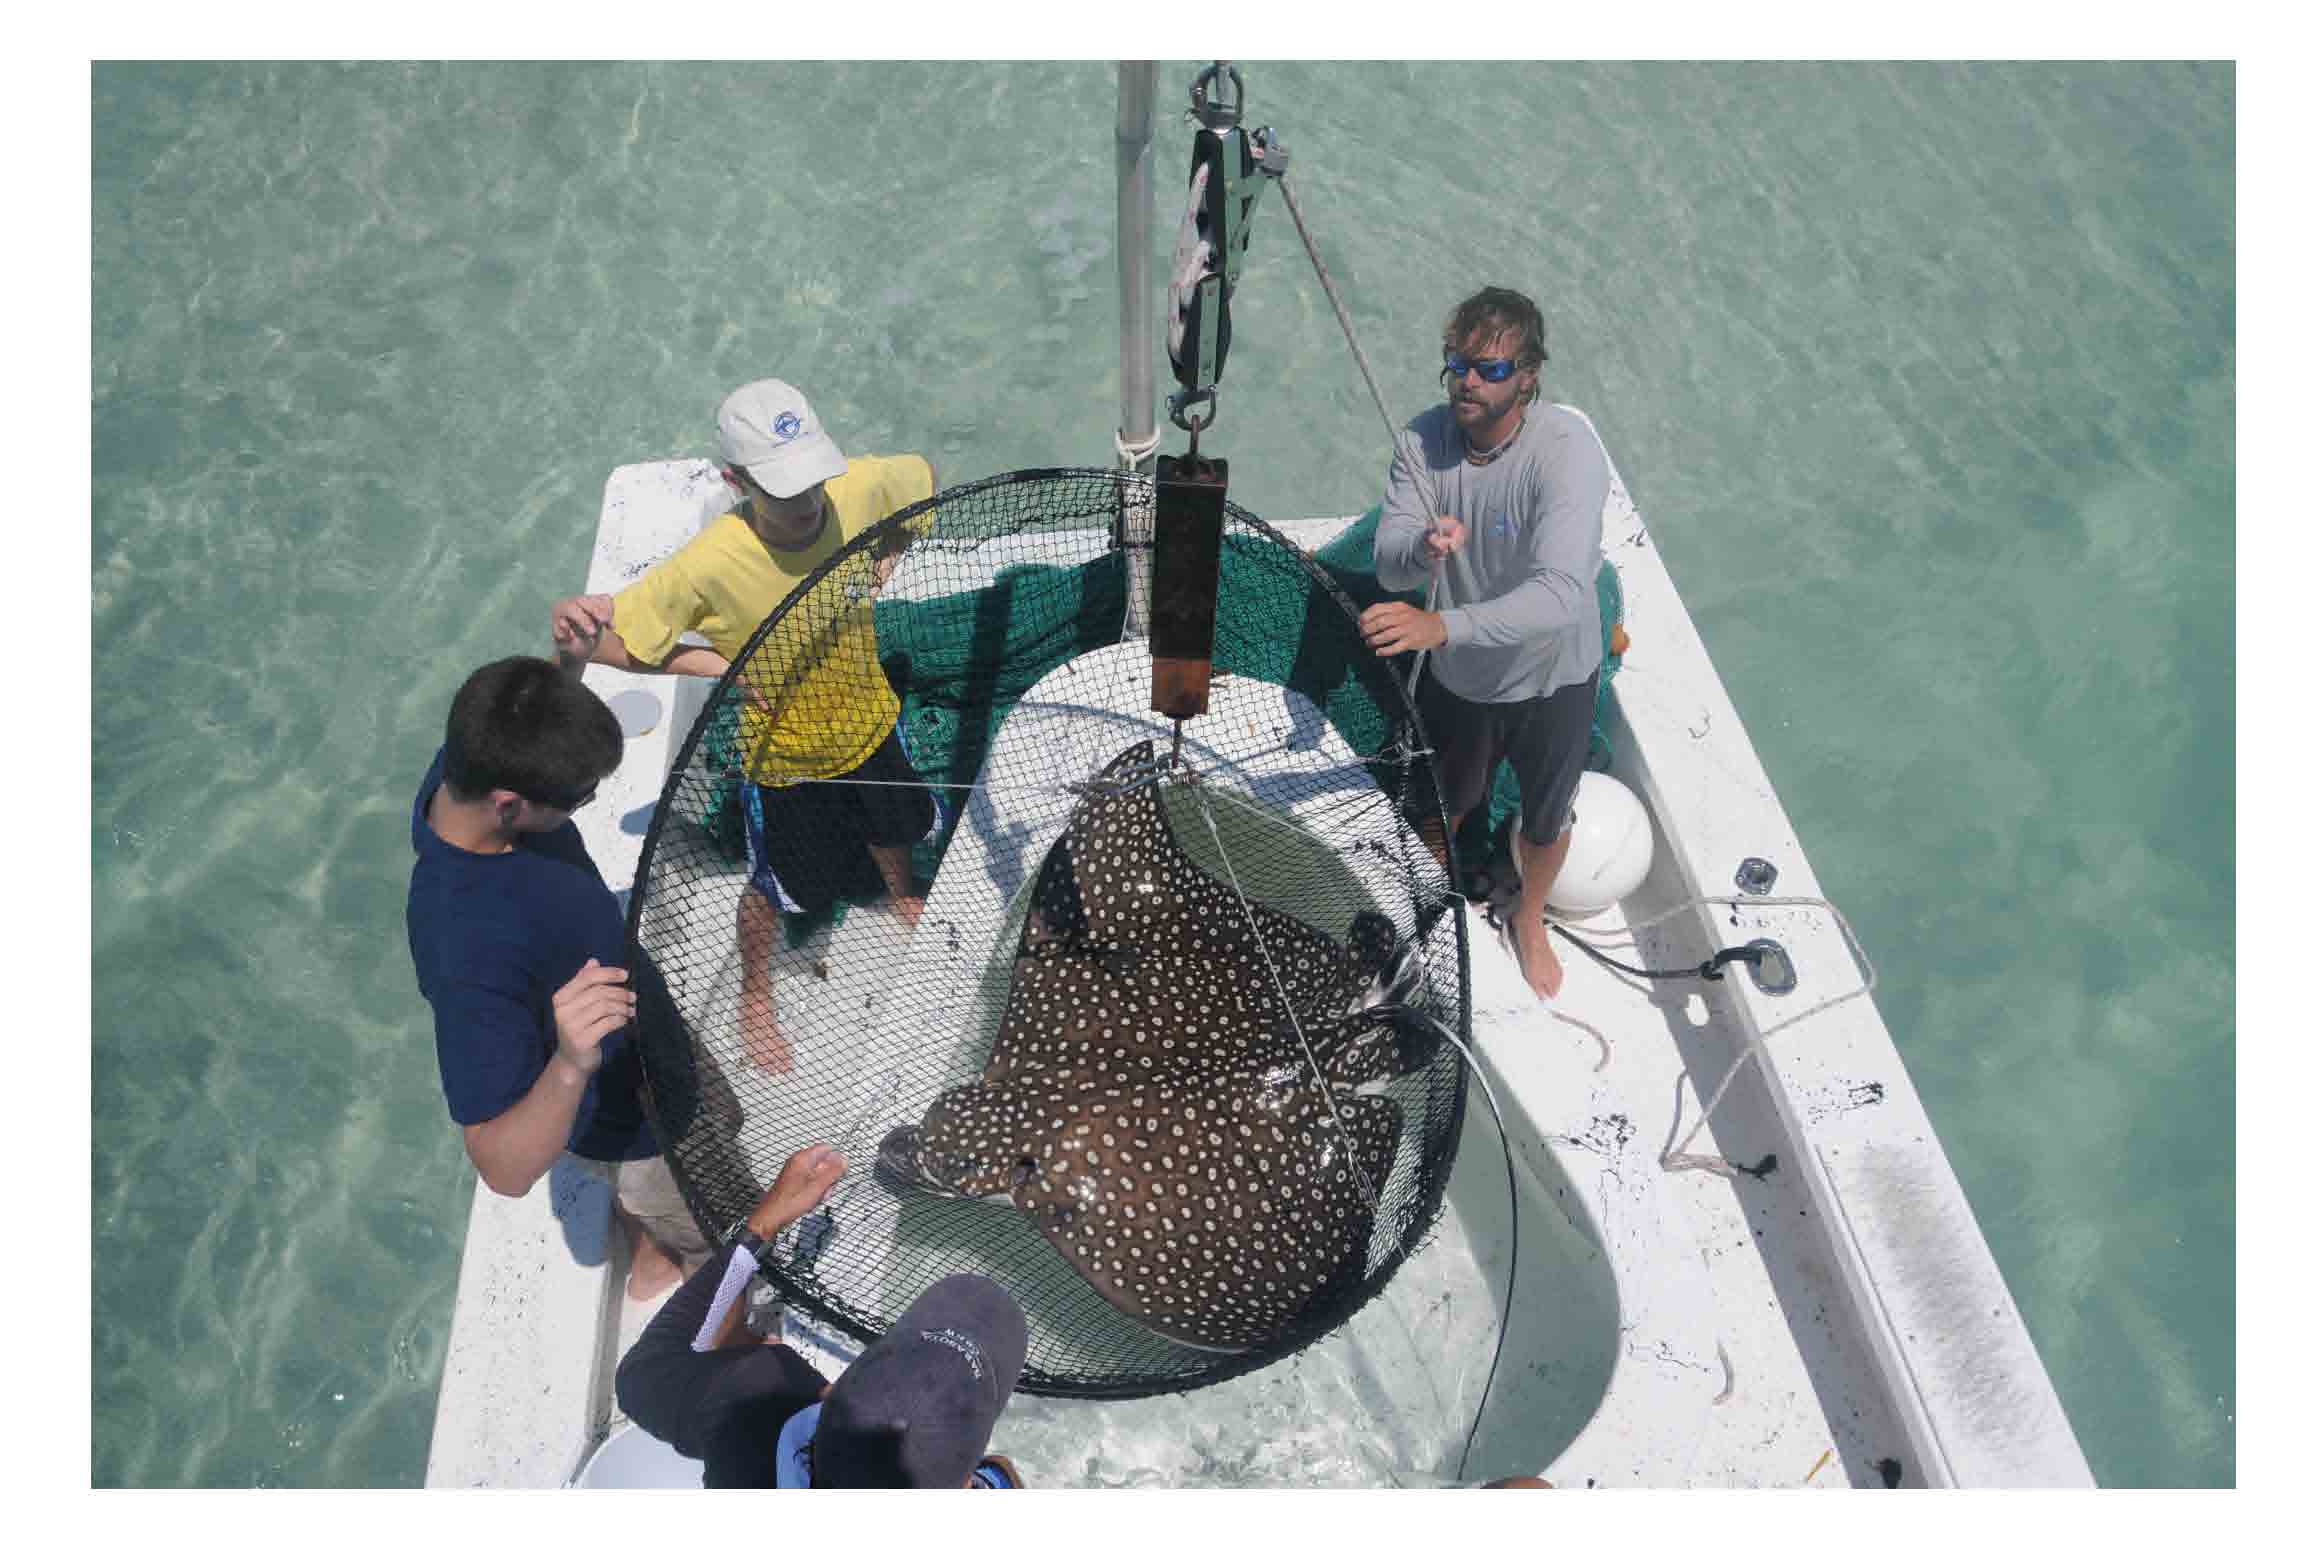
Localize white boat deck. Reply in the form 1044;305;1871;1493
424;430;2090;1488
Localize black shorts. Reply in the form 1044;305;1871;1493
742;729;936;916
1415;667;1599;848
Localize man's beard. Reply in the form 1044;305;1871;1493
1453;391;1516;437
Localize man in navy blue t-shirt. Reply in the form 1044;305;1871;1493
407;656;708;1298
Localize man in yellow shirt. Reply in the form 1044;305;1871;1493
551;379;938;1074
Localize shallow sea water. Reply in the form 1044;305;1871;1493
90;61;2233;1486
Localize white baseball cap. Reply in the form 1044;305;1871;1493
715;379;847;499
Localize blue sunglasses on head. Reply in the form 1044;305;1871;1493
1442;350;1521;384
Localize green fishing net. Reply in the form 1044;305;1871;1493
690;502;1624;910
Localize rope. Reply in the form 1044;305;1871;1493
1274;175;1448;700
1114;424;1163;469
1479;909;1616;1072
1552;1006;1615;1074
1518;889;1877;1178
1480;880;1877;1175
1277;175;1404;454
1187;780;1385;1215
1547;922;1775;985
1658;895;1877;1177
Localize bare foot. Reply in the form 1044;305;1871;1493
892;893;926;929
625;1234;682;1302
740;997;794;1075
1513;913;1565;1001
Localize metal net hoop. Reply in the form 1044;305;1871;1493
626;466;1471;1397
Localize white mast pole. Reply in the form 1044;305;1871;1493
1116;61;1162;641
1115;61;1160;476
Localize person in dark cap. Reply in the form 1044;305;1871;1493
615;1141;1029;1488
776;1270;1028;1488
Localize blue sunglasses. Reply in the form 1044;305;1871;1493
1442;350;1521;384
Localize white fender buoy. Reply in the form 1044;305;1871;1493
1529;771;1654;921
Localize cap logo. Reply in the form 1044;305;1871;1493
918;1327;987;1380
770;411;804;442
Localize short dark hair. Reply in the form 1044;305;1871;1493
441;656;622;804
1442;286;1549;403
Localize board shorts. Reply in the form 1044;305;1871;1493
742;726;938;916
1416;667;1600;848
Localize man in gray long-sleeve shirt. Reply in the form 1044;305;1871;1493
1361;286;1608;1000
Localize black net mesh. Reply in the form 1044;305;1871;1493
627;467;1473;1397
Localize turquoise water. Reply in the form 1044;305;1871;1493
90;61;2233;1487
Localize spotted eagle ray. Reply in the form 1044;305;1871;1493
878;739;1433;1353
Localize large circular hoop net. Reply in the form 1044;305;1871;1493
627;467;1472;1398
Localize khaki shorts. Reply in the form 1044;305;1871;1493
582;1152;714;1265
